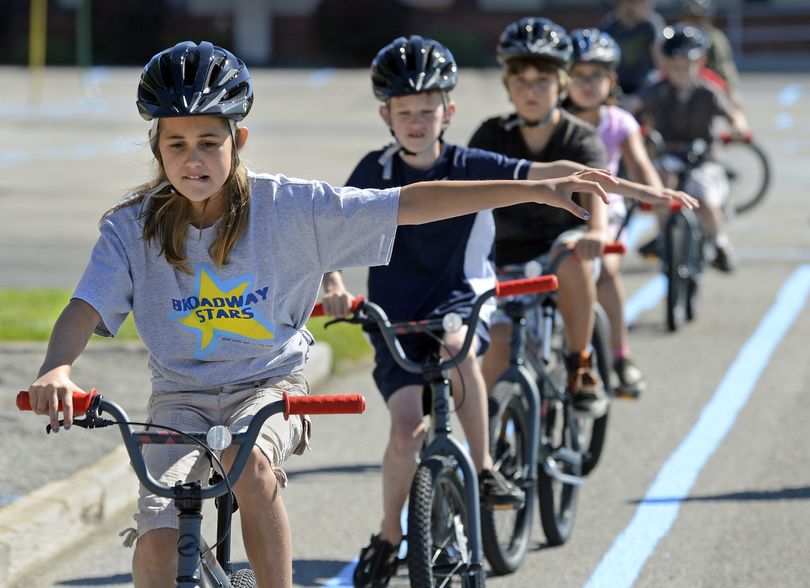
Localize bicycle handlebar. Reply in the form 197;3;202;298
341;276;559;377
311;295;366;318
16;388;98;413
17;390;366;500
16;390;365;420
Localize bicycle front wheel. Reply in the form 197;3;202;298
229;568;257;587
408;456;483;587
716;137;771;215
481;381;533;575
665;212;690;332
537;396;581;546
580;304;612;476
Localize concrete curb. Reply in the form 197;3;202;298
0;342;333;584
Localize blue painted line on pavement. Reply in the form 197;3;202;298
625;274;667;327
323;558;357;586
586;264;810;588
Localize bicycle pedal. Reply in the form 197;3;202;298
490;501;524;512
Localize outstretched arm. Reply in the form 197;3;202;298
529;158;698;209
397;170;613;226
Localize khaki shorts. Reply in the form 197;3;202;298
131;372;311;538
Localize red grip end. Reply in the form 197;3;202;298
497;275;559;298
283;393;366;419
640;202;654;212
16;388;97;412
311;295;365;318
603;242;627;255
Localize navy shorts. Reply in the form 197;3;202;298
367;320;490;402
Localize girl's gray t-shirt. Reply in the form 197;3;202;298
73;172;399;392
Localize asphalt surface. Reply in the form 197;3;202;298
1;67;809;586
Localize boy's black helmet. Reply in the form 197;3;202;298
662;24;710;60
371;35;458;102
570;28;621;68
137;41;253;121
497;17;573;68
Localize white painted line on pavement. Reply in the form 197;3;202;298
586;264;810;588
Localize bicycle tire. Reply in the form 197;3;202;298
408;455;481;587
716;138;771;215
536;334;580;546
685;222;705;322
665;212;690;332
229;568;257;588
480;381;533;575
580;304;612;476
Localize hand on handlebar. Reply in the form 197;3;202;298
27;366;85;431
574;230;608;262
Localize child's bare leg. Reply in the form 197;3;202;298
597;254;628;353
555;251;596;353
381;385;425;543
133;529;177;588
443;327;491;472
482;322;511;390
227;447;292;588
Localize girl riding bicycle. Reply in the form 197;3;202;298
26;41;612;588
564;27;668;398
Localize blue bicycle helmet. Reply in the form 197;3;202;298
662;24;710;60
137;41;253;121
496;17;573;68
570;28;621;69
370;35;458;102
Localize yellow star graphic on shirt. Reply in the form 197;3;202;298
172;266;275;357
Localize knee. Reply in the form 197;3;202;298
233;447;278;499
389;417;425;455
135;528;177;571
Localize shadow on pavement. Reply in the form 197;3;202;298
632;485;810;505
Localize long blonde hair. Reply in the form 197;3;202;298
105;122;251;274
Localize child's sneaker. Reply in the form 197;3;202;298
614;356;646;399
567;351;608;418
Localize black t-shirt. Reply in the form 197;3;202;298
468;110;608;265
639;78;733;146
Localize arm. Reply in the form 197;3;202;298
28;298;101;430
396;171;613;226
529;157;696;209
320;271;356;317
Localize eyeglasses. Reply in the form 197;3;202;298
508;76;556;92
570;72;610;86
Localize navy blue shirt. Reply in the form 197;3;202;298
347;141;530;323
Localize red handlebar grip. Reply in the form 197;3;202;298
497;275;559;298
310;295;366;318
16;388;97;412
283;393;366;418
603;242;626;255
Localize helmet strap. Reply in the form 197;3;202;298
504;106;558;131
